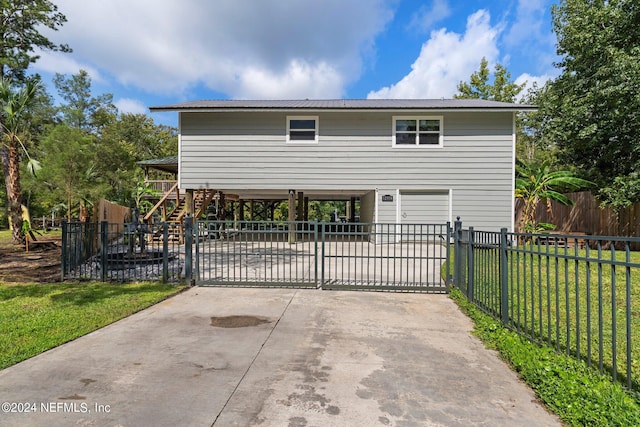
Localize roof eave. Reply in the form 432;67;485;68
149;105;538;113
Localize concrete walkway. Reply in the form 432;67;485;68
0;288;561;426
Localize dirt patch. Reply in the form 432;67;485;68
0;237;62;283
210;315;271;328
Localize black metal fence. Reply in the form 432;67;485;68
452;219;640;391
61;221;184;282
321;222;449;292
194;220;319;287
194;220;450;291
61;219;451;292
61;216;640;391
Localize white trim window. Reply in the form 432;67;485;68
287;116;319;143
392;116;443;147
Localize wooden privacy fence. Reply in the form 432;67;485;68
90;200;131;254
96;199;130;224
515;191;640;237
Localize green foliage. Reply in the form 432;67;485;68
0;282;185;369
35;124;108;220
455;57;525;102
450;287;640;426
308;200;347;222
0;77;42;174
515;159;593;231
0;77;42;243
133;177;161;214
538;0;640;190
598;172;640;214
17;71;178;216
0;0;70;82
96;113;177;205
516;83;560;166
522;221;555;234
273;199;348;222
462;244;640;390
53;69;117;133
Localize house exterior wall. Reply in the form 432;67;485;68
178;110;515;231
375;189;399;223
359;190;375;224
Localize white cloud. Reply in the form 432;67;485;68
503;0;551;49
234;60;345;99
115;98;148;115
501;0;558;78
32;51;103;83
408;0;451;33
36;0;396;99
515;73;553;100
368;10;500;99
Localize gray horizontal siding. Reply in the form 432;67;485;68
452;189;513;230
179;110;515;230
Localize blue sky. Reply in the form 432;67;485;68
33;0;559;127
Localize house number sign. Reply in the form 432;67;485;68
382;195;394;202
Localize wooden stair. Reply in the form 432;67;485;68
152;189;217;242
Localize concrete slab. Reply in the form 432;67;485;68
0;288;561;426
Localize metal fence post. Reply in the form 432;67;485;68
320;221;326;288
313;220;319;288
184;215;194;285
100;221;108;282
162;222;169;283
61;220;68;280
445;222;451;287
453;217;462;288
467;227;474;300
500;227;509;324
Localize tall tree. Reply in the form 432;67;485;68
516;83;560;165
539;0;640;198
0;0;69;240
0;0;70;81
455;57;525;102
36;124;107;221
54;70;117;133
0;78;40;243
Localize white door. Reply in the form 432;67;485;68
400;191;450;224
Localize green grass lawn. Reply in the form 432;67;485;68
0;281;186;370
509;246;640;388
0;228;61;240
451;287;640;426
454;244;640;390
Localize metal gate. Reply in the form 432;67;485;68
195;220;450;292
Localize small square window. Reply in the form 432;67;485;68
287;116;318;143
393;116;442;147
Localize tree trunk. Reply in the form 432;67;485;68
1;139;24;244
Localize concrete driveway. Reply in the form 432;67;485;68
0;288;561;426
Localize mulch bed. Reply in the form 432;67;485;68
0;237;62;283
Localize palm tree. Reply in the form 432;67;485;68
515;159;592;233
0;78;40;244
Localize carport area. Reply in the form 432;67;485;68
0;288;560;426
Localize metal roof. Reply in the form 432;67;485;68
149;98;536;112
136;156;178;174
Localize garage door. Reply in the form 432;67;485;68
400;191;450;224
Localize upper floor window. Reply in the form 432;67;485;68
287;116;319;143
393;116;443;147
